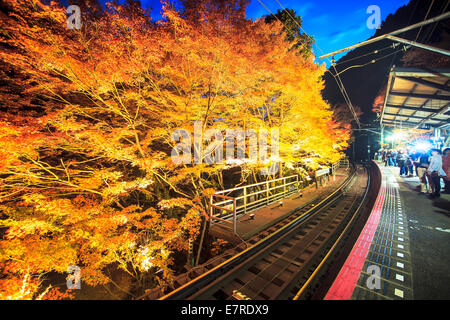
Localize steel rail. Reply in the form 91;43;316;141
158;166;357;300
292;165;371;300
188;173;362;300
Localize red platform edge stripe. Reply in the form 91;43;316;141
324;164;386;300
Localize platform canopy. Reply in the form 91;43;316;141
380;67;450;130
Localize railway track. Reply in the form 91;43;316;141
148;164;372;300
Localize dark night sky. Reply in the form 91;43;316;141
138;0;410;66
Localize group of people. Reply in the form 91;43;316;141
382;149;415;176
381;148;450;199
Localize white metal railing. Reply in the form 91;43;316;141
332;161;340;176
209;159;349;235
210;175;300;235
339;158;350;169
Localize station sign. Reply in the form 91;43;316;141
315;168;330;178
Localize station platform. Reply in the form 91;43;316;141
325;162;450;300
210;169;349;242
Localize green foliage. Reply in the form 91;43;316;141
265;8;314;58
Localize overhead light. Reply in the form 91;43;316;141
412;141;432;151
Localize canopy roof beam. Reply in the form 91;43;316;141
397;76;450;92
401;79;450;123
383;122;419;129
385;104;440;113
414;103;450;128
389;92;450;100
383;112;445;120
392;67;450;77
319;11;450;59
385;35;450;57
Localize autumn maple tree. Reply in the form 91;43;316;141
0;0;349;299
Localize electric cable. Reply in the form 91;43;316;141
415;0;436;42
422;0;449;44
332;45;411;76
383;0;421;129
334;43;399;66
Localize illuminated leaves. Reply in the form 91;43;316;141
158;198;194;210
0;0;349;299
3;218;62;239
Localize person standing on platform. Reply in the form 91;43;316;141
406;155;414;177
385;150;392;166
413;151;420;176
417;152;430;194
397;151;407;176
442;148;450;194
427;149;446;199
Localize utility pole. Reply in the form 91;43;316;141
352;135;356;162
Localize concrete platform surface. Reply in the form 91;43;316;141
387;165;450;299
326;162;449;300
